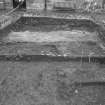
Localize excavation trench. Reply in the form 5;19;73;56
0;16;105;105
0;17;105;63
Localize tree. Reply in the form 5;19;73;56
44;0;47;10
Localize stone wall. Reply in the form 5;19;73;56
0;0;103;10
26;0;103;10
0;0;12;9
26;0;45;9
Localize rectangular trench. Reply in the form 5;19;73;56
0;16;105;105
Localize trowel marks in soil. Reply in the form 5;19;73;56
5;30;97;43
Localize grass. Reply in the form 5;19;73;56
0;61;105;105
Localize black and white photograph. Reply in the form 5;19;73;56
0;0;105;105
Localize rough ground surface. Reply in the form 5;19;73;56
1;17;105;57
0;61;105;105
0;16;105;105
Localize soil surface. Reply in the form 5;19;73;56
0;16;105;105
1;17;105;57
0;61;105;105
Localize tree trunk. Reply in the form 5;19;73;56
44;0;47;11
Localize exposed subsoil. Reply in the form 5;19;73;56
1;17;105;57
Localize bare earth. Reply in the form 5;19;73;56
0;15;105;105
